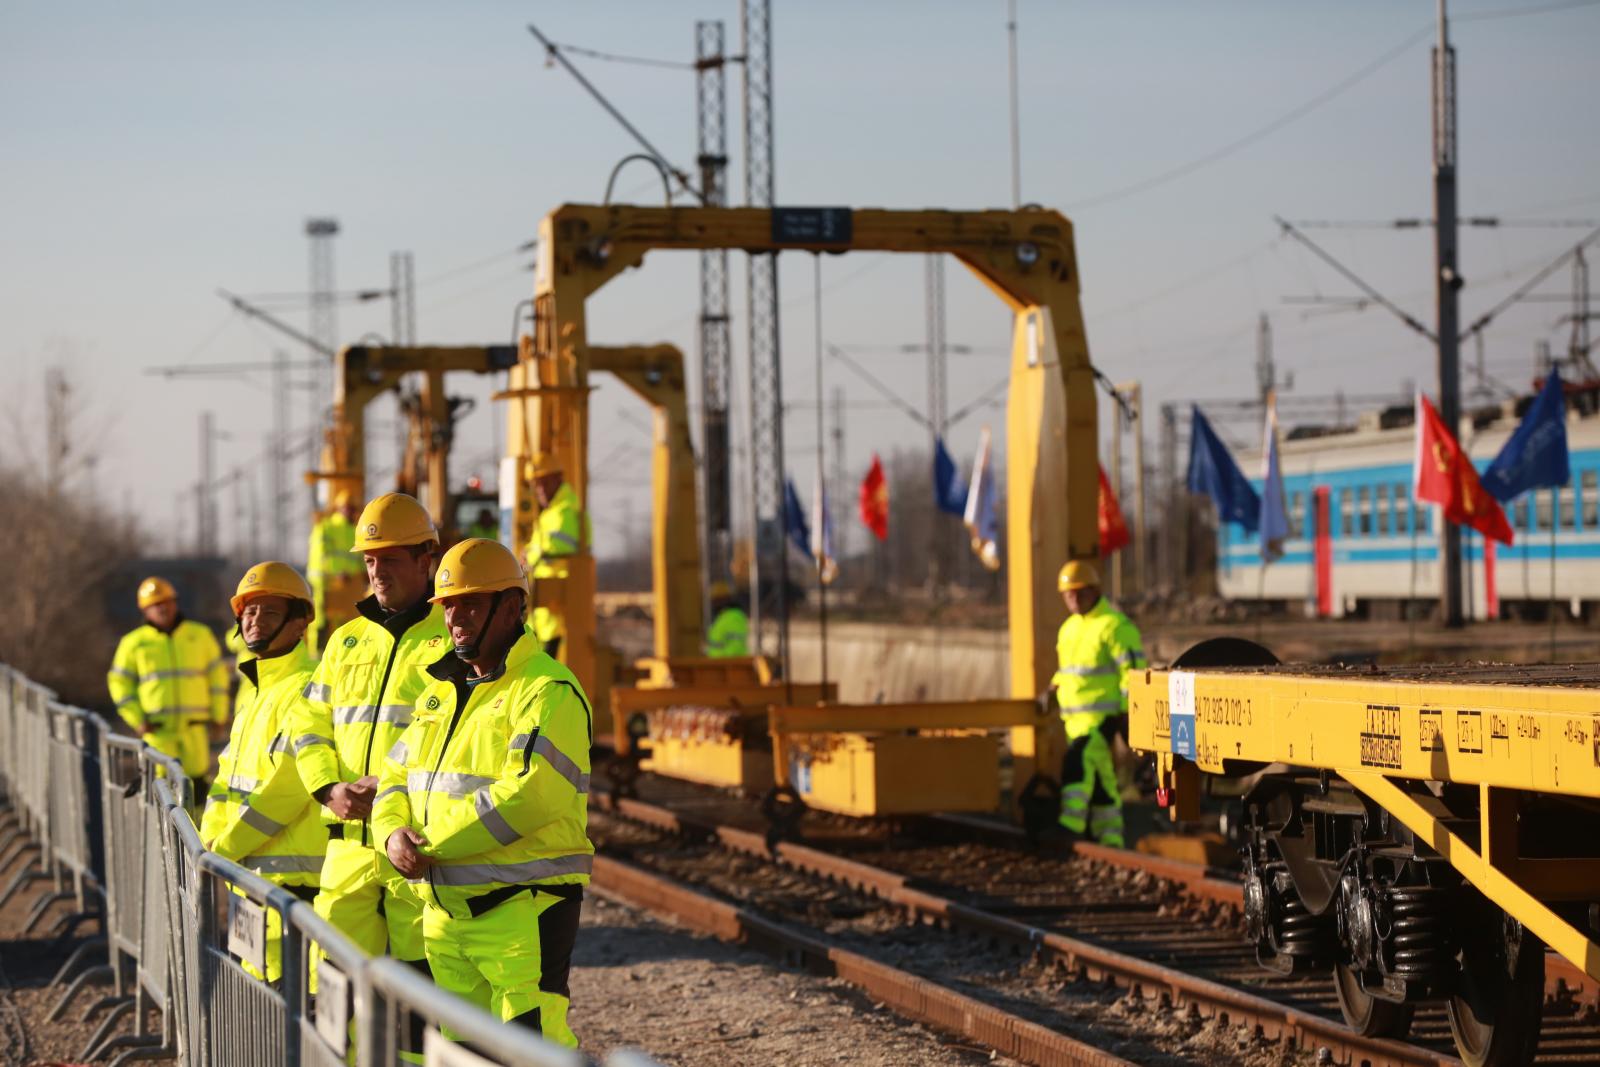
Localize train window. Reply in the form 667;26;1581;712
1340;490;1353;537
1289;491;1303;538
1374;485;1388;535
1562;486;1577;530
1393;482;1409;533
1514;498;1529;530
1537;493;1552;531
1584;471;1598;527
1357;487;1371;535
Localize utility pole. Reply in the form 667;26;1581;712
271;350;290;560
1110;400;1124;599
741;0;787;666
697;20;735;588
1006;0;1021;208
830;385;847;566
1433;0;1464;627
1255;314;1274;407
306;217;340;481
1160;402;1179;592
1130;383;1147;594
198;411;216;557
1572;247;1594;378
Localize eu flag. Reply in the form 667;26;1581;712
1483;369;1569;502
932;436;969;516
1187;406;1260;532
784;478;812;559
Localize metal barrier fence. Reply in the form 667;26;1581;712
0;661;663;1067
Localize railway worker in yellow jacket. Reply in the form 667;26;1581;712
200;562;326;982
704;582;749;658
291;493;449;978
306;491;364;654
1052;560;1145;848
522;455;590;659
108;577;230;797
375;537;593;1048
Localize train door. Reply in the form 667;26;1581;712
1313;486;1334;618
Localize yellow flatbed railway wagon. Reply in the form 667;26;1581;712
1129;655;1600;1067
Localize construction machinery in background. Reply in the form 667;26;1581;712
520;202;1100;828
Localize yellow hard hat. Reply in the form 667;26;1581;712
230;561;313;616
530;453;563;479
136;577;177;610
350;493;437;552
1058;560;1102;591
431;538;527;603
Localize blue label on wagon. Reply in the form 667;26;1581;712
1168;670;1197;760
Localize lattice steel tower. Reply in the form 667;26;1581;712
305;217;340;445
740;0;786;659
697;21;734;587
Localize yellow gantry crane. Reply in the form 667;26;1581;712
509;202;1101;824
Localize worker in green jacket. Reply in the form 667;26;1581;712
1052;560;1145;848
704;581;749;658
108;577;229;798
201;561;326;982
375;538;593;1048
522;455;590;659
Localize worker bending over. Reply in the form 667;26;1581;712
704;581;749;658
292;493;447;984
1052;560;1145;848
522;455;589;659
375;538;593;1048
108;577;229;799
306;491;364;654
200;562;325;982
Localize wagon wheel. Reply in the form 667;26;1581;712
1333;962;1414;1040
1447;913;1544;1067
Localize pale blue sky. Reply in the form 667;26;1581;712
4;1;1597;559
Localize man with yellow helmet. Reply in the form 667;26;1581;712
306;490;364;654
704;581;749;658
373;537;593;1048
200;561;326;981
521;455;590;659
1052;559;1145;848
108;577;230;797
291;493;447;995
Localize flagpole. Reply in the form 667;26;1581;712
1408;506;1421;653
1549;486;1557;661
813;254;829;696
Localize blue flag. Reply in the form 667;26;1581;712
933;436;969;516
1187;406;1260;532
1483;369;1569;502
1259;395;1290;562
963;428;1000;570
784;478;812;559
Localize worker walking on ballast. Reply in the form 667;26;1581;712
200;561;326;982
1052;560;1145;848
291;493;448;986
522;455;589;660
375;538;594;1048
108;577;230;799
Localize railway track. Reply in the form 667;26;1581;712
589;773;1600;1067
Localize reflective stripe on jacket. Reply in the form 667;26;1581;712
370;627;594;919
290;595;449;840
200;641;326;887
705;607;749;658
524;482;589;580
108;618;229;732
1052;599;1146;738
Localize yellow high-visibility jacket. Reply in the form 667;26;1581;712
306;513;362;586
370;627;593;919
705;606;749;658
524;482;589;580
1052;599;1147;739
200;641;325;886
107;619;229;733
291;595;449;846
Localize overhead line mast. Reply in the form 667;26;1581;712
1433;0;1464;627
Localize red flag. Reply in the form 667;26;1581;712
859;454;889;541
1098;465;1130;555
1413;393;1514;545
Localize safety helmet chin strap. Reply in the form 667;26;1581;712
239;603;302;656
452;589;511;662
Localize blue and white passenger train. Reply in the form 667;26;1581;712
1215;397;1600;619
